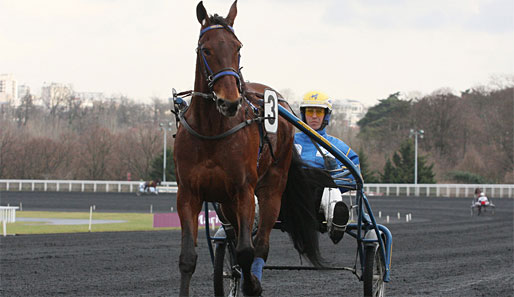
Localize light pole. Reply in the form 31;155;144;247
159;122;173;182
409;129;424;184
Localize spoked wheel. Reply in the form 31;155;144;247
363;245;386;297
213;242;241;297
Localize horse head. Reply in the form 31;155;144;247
196;1;242;117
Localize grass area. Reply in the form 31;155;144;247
7;211;178;235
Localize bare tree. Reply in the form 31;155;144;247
15;91;35;126
117;125;161;180
0;122;17;178
78;126;114;180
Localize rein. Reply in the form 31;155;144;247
172;90;271;141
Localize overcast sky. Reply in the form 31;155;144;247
1;0;512;106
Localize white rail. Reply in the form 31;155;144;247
0;206;19;236
364;183;514;198
0;179;177;193
0;180;512;198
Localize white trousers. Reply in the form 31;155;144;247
320;187;343;228
138;183;157;194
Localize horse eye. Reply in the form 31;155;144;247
202;48;211;56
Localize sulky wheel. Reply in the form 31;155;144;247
363;245;386;297
213;242;241;297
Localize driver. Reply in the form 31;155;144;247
294;91;360;244
476;192;489;206
140;179;161;195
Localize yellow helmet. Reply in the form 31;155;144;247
300;91;333;129
300;91;333;111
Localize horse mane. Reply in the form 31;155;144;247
204;14;239;42
210;14;227;25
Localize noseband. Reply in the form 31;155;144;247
196;24;243;109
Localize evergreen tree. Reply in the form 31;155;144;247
380;140;435;183
380;159;396;183
358;148;379;183
150;148;176;181
357;92;412;139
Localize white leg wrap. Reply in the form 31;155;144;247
321;187;343;228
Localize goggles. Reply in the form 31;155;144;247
304;107;325;117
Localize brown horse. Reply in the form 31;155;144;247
174;1;331;296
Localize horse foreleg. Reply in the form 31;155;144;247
252;163;290;284
252;189;282;283
177;190;202;297
235;190;262;297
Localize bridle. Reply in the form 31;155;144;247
172;23;279;143
196;24;243;107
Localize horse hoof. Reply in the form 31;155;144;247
242;275;262;297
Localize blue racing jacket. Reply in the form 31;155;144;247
294;129;360;179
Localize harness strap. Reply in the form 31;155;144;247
176;90;215;100
179;114;257;140
257;121;264;168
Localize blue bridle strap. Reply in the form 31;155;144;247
198;24;241;92
199;24;234;38
200;49;214;75
210;70;240;84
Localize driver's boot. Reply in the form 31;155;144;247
329;201;349;244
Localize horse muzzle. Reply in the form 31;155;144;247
216;96;242;117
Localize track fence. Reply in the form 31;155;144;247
0;180;512;198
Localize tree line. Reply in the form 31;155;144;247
352;86;513;184
0;84;512;183
1;93;176;181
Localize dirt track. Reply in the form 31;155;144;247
1;192;513;296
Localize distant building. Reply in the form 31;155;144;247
18;84;31;98
41;82;73;109
0;74;18;105
74;91;105;107
337;99;367;127
332;99;367;128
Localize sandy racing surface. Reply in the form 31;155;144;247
1;192;513;296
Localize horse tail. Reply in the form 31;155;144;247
280;149;336;267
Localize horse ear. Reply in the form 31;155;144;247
196;1;209;26
226;0;237;26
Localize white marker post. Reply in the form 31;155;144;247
379;211;382;218
150;204;153;214
397;212;400;220
386;215;390;223
88;206;93;232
